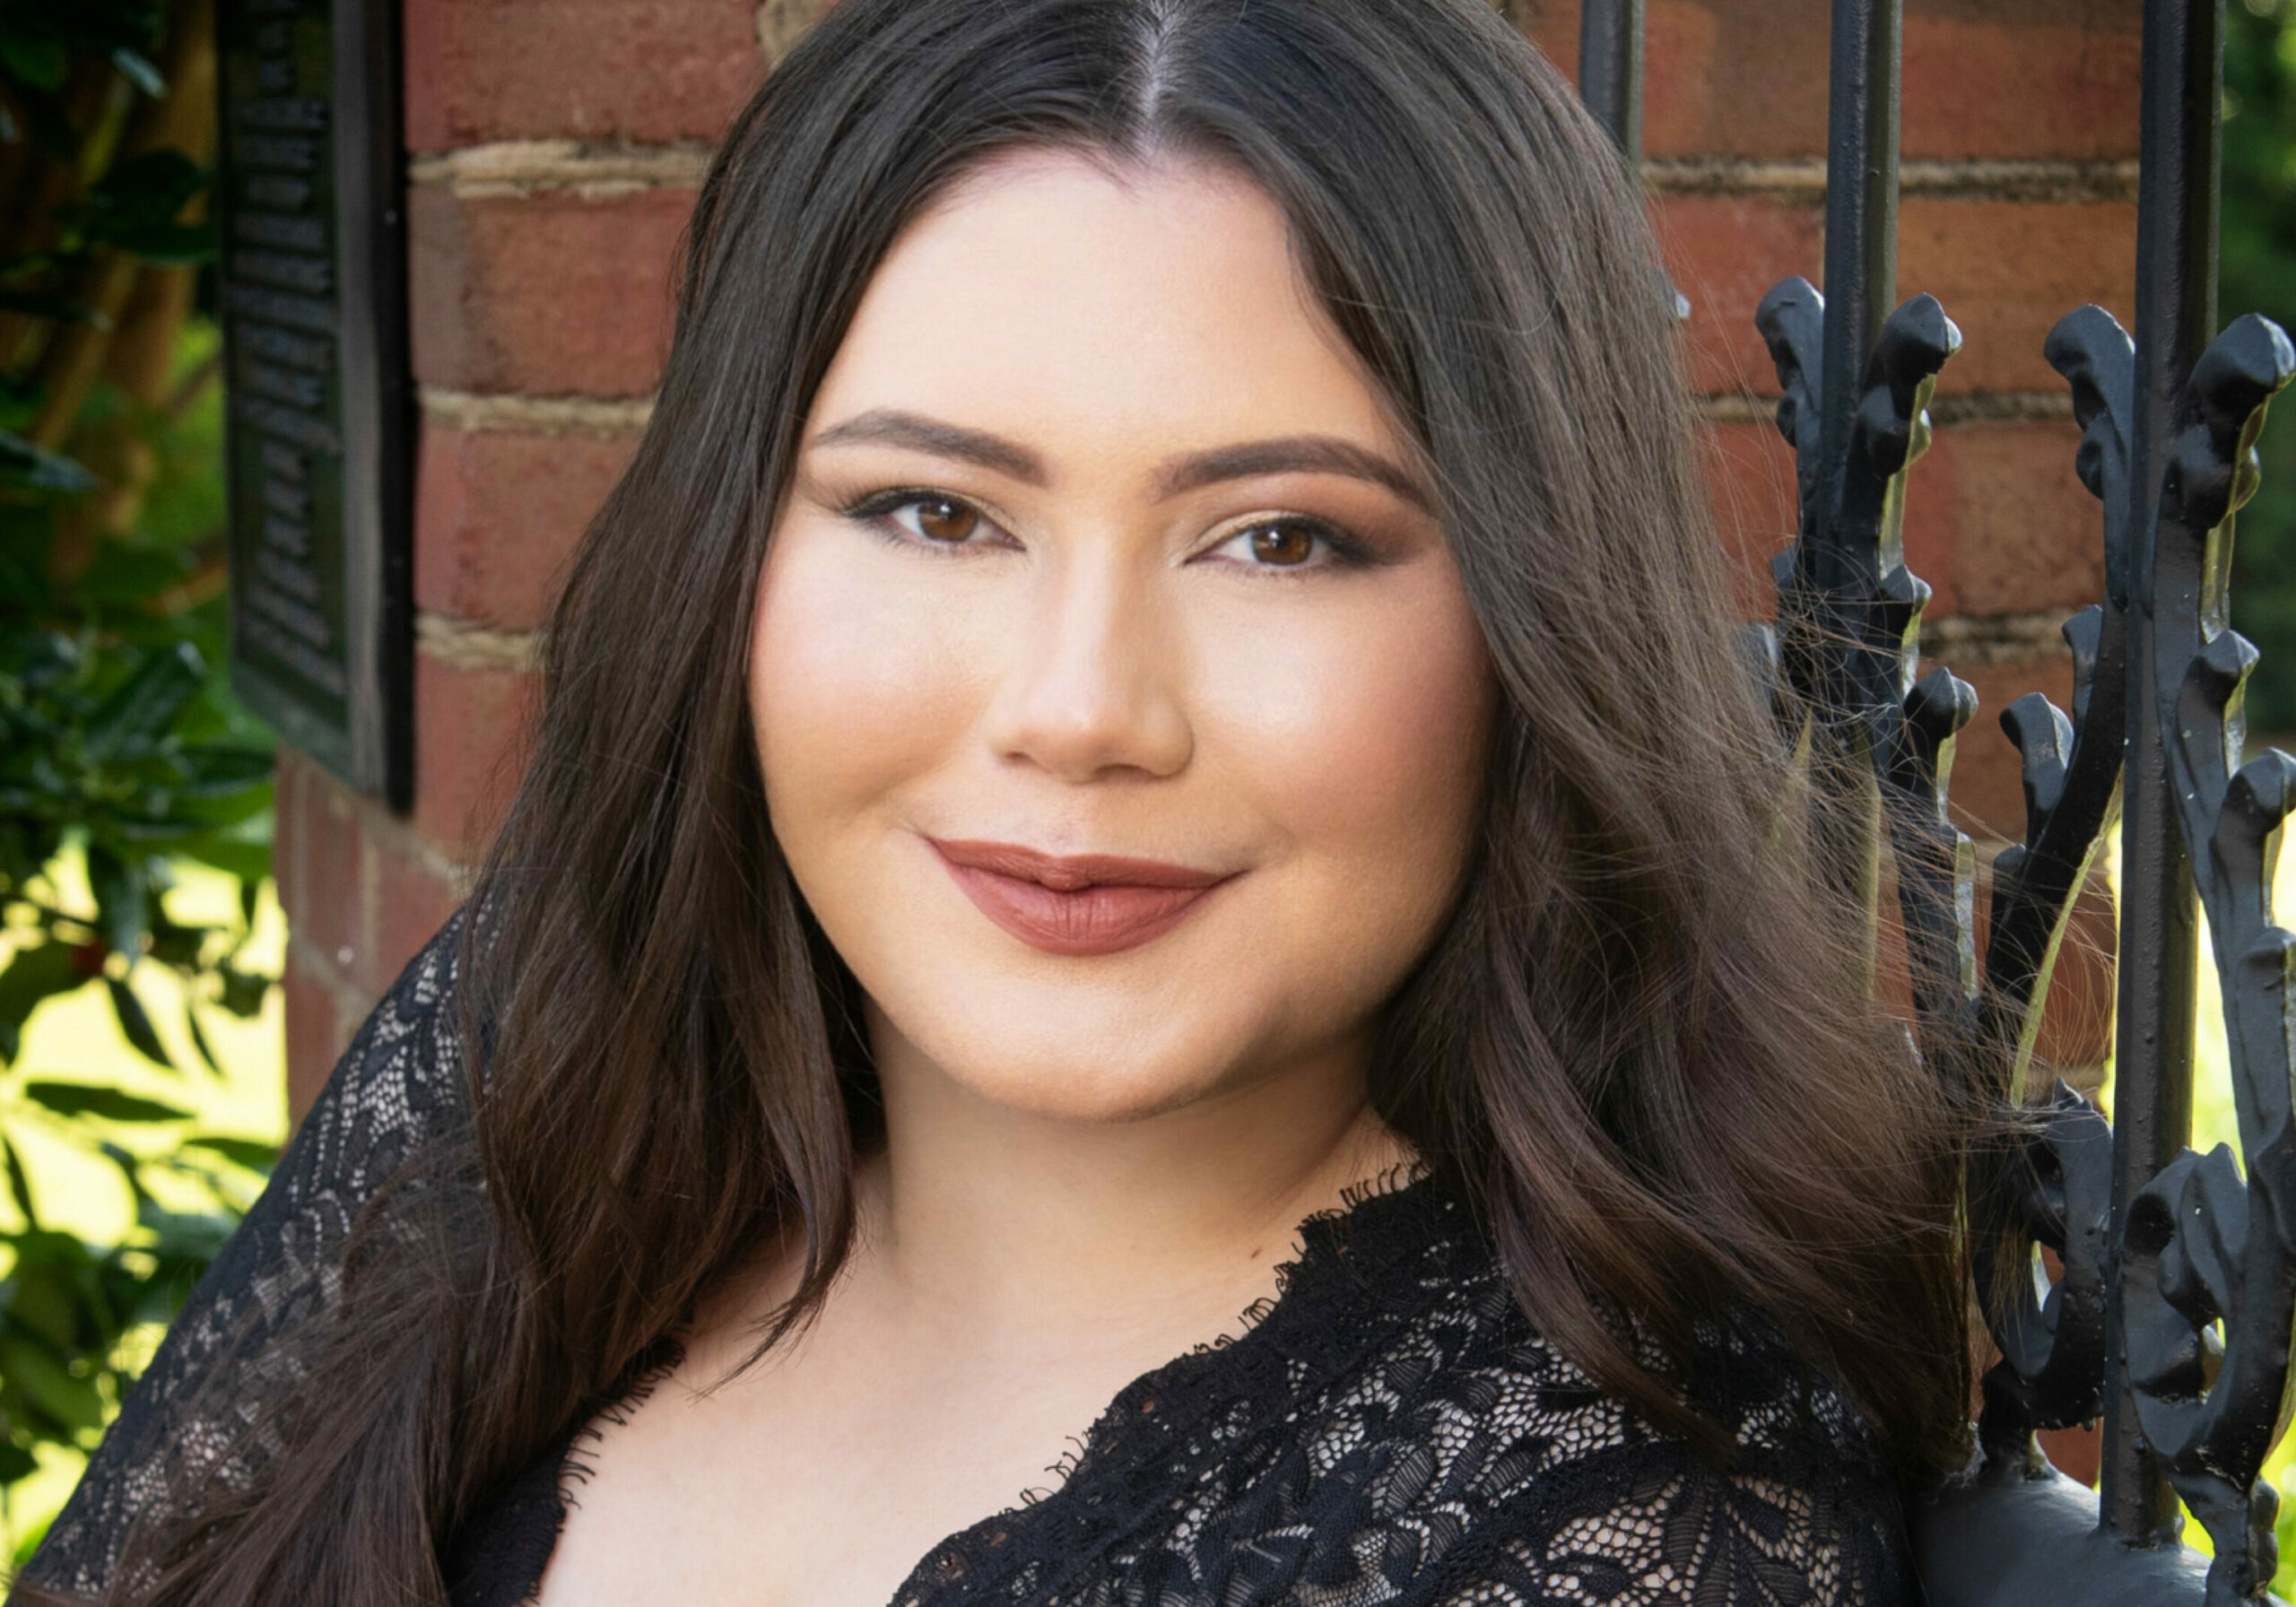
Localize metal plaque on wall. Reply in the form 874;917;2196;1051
215;0;411;807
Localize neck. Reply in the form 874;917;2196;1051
856;1003;1413;1337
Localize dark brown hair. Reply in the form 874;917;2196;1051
91;0;1977;1598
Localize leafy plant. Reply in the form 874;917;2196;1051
2226;0;2296;734
0;0;278;1531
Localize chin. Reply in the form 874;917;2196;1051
876;983;1265;1125
958;1062;1222;1125
941;1023;1248;1125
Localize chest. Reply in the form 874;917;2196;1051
528;1318;1200;1607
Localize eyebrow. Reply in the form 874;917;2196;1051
806;408;1435;514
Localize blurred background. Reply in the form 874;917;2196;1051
0;0;2292;1579
0;0;287;1562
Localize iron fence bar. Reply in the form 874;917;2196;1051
2100;0;2222;1547
1773;0;1909;979
1562;0;2296;1592
1576;0;1644;161
1816;0;1900;576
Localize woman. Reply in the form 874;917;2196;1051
18;0;1975;1603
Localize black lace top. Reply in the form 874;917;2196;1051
19;912;1917;1606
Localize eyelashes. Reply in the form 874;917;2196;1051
840;488;1007;554
833;486;1379;577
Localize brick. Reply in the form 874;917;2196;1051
363;837;465;999
1654;191;1824;397
1901;465;1961;622
415;418;637;631
283;956;344;1125
414;653;540;861
2039;1423;2100;1487
276;751;460;1000
1688;418;2115;630
1909;421;2108;620
1652;2;1815;161
271;746;309;939
1503;0;1725;152
408;186;691;398
1874;856;2101;1047
1967;858;2117;1074
1933;655;2078;844
1900;198;2137;396
759;0;841;65
403;0;762;151
1508;1;2139;161
1683;428;2113;645
1662;197;2136;403
1694;419;1796;620
2033;874;2117;1073
1901;15;2141;162
289;760;365;975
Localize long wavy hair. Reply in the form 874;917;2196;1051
94;0;1978;1600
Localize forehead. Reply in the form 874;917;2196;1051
805;147;1404;465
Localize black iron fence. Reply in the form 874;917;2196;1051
1577;2;2296;1602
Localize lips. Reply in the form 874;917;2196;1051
926;837;1235;957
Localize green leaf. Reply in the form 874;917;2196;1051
146;913;210;968
90;149;204;213
0;1333;102;1433
105;975;174;1068
174;835;273;887
180;1134;278;1172
180;746;274;799
83;151;213;265
83;640;204;761
2;1260;75;1351
215;964;269;1019
3;1137;38;1231
126;1265;192;1327
0;25;66;91
96;1141;149;1206
73;541;196;609
0;1441;40;1492
0;942;86;1060
183;999;220;1073
23;1080;188;1123
0;428;97;494
138;1204;232;1263
84;843;148;959
102;220;213;266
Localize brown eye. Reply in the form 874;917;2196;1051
1248;522;1318;566
914;498;978;543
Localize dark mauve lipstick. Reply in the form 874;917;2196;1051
926;837;1236;957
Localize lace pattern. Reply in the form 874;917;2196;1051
450;1175;1909;1607
20;906;1914;1606
15;908;481;1601
857;1179;1910;1607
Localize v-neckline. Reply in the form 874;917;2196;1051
459;1164;1481;1607
884;1163;1466;1607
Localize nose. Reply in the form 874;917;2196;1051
977;543;1194;783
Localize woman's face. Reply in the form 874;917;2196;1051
751;148;1497;1125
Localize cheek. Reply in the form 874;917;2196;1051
1200;582;1492;864
1192;576;1494;957
748;521;981;833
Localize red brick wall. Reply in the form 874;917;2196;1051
275;0;2135;1116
